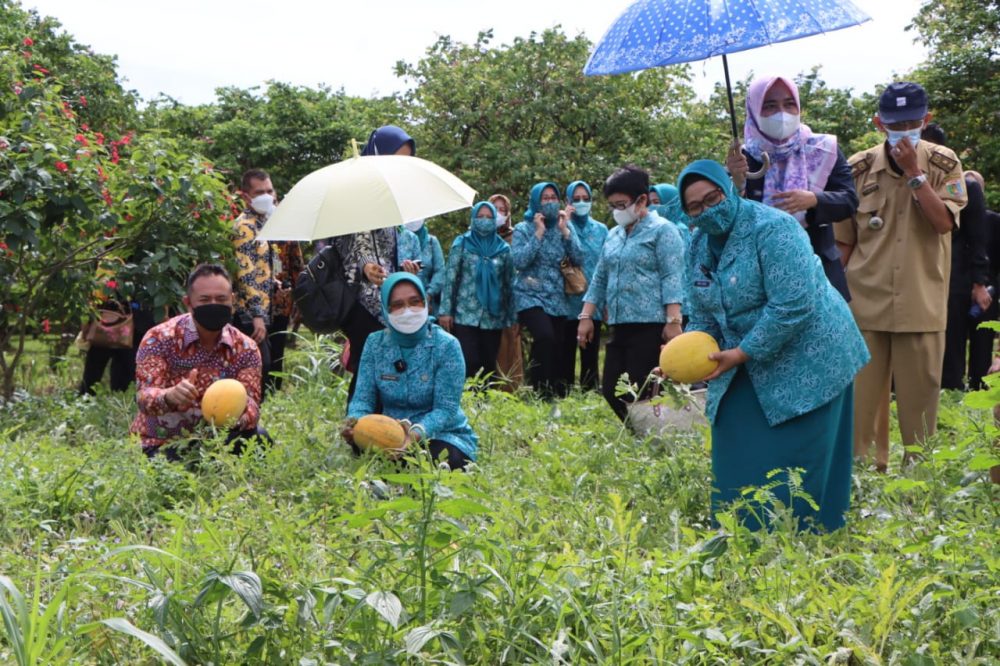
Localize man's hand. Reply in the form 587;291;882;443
972;283;993;313
891;137;920;176
703;348;749;381
771;190;818;215
251;316;267;343
364;262;387;285
165;369;199;410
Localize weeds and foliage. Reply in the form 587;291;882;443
0;339;997;664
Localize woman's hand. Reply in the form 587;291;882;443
771;190;818;215
577;318;595;349
703;348;749;381
533;213;546;239
662;321;682;342
437;314;454;332
363;263;387;285
557;209;570;238
401;259;421;275
726;141;748;192
340;417;358;445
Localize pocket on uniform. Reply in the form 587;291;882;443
855;191;885;231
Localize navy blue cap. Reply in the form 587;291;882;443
878;82;928;124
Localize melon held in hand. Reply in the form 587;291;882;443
353;414;407;451
659;332;720;384
201;378;248;427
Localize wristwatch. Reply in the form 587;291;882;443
907;173;927;190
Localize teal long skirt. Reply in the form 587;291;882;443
711;368;853;532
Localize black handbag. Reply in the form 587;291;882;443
293;244;358;334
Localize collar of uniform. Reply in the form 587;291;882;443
180;313;236;351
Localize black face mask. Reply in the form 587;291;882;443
192;304;232;332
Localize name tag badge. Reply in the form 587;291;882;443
380;374;399;382
694;280;711;288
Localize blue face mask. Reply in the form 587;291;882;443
572;201;592;217
472;216;496;237
540;202;561;222
886;128;921;149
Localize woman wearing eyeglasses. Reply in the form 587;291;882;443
342;272;478;470
512;181;584;399
577;165;685;423
678;159;869;532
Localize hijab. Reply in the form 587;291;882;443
522;181;560;227
362;125;416;157
462;201;508;316
489;193;514;240
678;159;742;241
379;272;429;348
565;180;593;230
650;183;685;226
743;76;838;222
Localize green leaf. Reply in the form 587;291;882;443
365;591;403;628
98;617;187;666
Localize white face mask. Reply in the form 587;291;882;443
250;193;275;219
886;127;922;148
387;306;428;334
403;219;425;232
495;213;508;228
612;204;639;227
758;111;800;141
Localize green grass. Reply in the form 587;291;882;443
0;336;997;664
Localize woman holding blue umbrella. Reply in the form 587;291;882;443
726;76;857;301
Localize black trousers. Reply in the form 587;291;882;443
452;324;503;379
79;308;156;395
342;303;384;405
518;307;566;399
142;425;273;462
943;292;998;390
265;314;291;393
232;312;272;400
349;438;471;471
601;323;663;422
557;319;601;392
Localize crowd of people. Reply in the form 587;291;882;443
79;78;1000;532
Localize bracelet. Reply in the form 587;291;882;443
665;315;683;325
577;312;593;320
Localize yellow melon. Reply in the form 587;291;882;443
201;378;248;427
659;331;720;384
353;414;406;451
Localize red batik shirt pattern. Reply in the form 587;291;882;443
130;313;262;448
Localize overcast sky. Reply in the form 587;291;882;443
25;0;929;105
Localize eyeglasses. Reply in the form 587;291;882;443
607;199;634;211
685;189;725;216
388;296;425;313
539;195;560;203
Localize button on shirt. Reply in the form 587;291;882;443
835;142;967;332
130;314;262;449
584;215;685;325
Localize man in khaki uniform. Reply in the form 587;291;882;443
835;82;967;472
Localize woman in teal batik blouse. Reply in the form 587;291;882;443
438;202;516;379
344;272;478;470
578;165;685;422
402;218;446;314
678;159;869;532
512;181;584;398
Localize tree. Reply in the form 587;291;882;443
909;0;1000;206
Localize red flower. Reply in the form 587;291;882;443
32;64;49;74
80;123;90;131
12;85;22;95
193;211;200;219
101;189;113;207
75;134;89;146
22;37;33;47
119;133;133;145
110;146;119;164
79;95;87;107
96;166;107;181
42;319;50;334
94;132;104;145
106;280;118;289
54;161;68;172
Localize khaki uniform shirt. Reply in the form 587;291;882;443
834;142;966;332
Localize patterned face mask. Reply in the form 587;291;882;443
687;194;738;236
540;202;561;222
472;217;496;237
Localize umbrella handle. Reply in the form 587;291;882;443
746;152;771;180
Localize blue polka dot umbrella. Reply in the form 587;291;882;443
584;0;871;139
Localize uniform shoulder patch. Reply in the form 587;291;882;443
929;151;958;173
850;153;874;178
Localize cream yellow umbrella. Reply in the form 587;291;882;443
258;147;477;241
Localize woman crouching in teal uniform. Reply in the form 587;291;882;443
343;272;478;470
678;159;869;531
